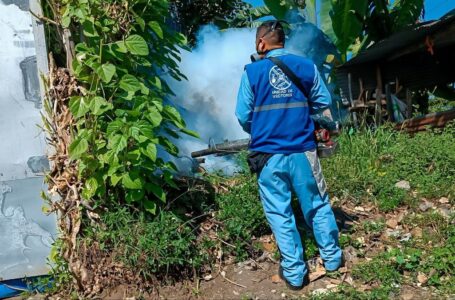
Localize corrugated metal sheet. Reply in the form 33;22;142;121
0;0;55;295
340;14;455;69
337;14;455;102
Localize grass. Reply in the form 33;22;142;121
322;123;455;211
58;124;454;297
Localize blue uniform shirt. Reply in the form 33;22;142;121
236;48;332;153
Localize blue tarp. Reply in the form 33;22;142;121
0;276;48;299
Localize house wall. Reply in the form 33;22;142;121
0;0;56;281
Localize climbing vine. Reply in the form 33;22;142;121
40;0;196;295
47;0;195;212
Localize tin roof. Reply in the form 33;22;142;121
340;12;455;69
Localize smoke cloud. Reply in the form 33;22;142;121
168;26;254;174
167;22;341;174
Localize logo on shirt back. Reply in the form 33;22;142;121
269;65;292;90
269;65;293;98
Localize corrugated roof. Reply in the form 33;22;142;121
339;13;455;69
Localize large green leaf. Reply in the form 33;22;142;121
82;17;98;37
390;0;424;32
264;0;291;19
331;0;368;57
110;173;122;186
125;34;149;56
163;105;185;129
141;143;157;162
319;0;336;42
96;63;116;83
143;199;157;214
181;128;200;139
89;96;113;115
69;96;90;118
148;21;163;39
305;0;317;24
119;74;141;92
147;106;163;128
108;134;127;154
107;119;124;136
146;182;166;202
82;177;99;199
158;136;179;156
122;171;143;189
69;136;89;160
129;120;154;139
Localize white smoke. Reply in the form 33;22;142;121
168;26;255;174
167;23;342;174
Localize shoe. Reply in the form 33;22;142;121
325;253;345;273
278;266;309;291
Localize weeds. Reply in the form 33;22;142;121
361;218;385;234
322;123;455;211
85;207;206;280
215;174;270;260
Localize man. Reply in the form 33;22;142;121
235;20;342;290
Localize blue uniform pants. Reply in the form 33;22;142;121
258;151;342;286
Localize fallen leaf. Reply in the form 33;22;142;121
344;275;354;285
438;197;449;204
386;218;398;229
203;274;213;281
354;206;365;212
411;227;423;238
417;272;428;285
262;241;276;252
309;269;326;282
339;267;348;273
271;274;283;284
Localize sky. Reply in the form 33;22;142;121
244;0;455;21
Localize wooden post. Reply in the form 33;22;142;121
375;66;383;126
385;83;394;122
30;0;49;103
348;73;358;128
406;89;412;119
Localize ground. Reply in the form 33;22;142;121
97;194;452;300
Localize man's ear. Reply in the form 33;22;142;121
257;38;265;53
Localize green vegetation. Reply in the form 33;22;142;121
232;0;424;61
44;0;196;213
37;0;452;297
322;124;455;211
88;208;207;277
40;0;203;295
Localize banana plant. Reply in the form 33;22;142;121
229;0;424;63
331;0;425;60
228;0;308;28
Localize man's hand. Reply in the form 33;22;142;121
321;108;333;122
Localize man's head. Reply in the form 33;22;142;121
255;20;286;56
